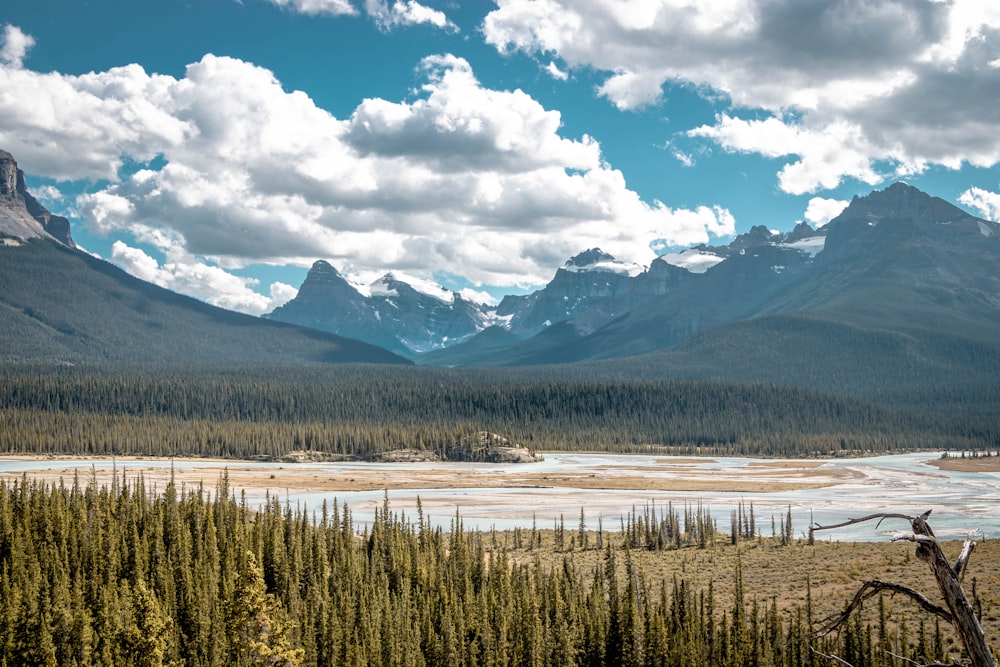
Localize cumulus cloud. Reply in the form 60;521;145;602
364;0;457;32
267;0;457;30
804;197;850;227
110;231;297;316
689;115;881;194
0;24;34;68
545;61;568;81
483;0;1000;194
267;0;358;17
3;38;733;308
958;186;1000;222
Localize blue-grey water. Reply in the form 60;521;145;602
2;452;997;542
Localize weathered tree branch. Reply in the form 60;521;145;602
812;510;996;667
810;645;855;666
884;650;959;667
815;578;953;637
954;533;979;583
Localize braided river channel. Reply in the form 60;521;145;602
3;452;998;542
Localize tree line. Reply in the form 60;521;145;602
2;364;996;460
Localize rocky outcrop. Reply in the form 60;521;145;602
268;260;492;356
495;248;640;336
0;149;75;247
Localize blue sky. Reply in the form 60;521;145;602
2;0;1000;313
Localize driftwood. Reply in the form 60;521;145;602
811;510;997;667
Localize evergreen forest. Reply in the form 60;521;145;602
2;364;999;666
2;363;998;461
2;474;997;667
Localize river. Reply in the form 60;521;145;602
2;452;997;542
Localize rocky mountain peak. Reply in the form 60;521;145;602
565;248;615;268
785;221;816;242
0;150;18;197
840;181;959;226
0;148;75;248
309;259;339;274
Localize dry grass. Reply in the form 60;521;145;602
928;457;1000;473
498;532;1000;663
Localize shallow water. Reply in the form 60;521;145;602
2;452;997;541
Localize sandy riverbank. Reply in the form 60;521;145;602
0;454;852;495
926;456;1000;472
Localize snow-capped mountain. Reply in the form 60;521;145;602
494;248;646;337
424;182;1000;369
267;263;493;356
270;182;1000;382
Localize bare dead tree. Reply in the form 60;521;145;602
811;510;997;667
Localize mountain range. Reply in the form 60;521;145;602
269;181;1000;405
3;143;1000;408
0;150;408;366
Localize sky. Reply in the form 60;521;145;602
2;0;1000;314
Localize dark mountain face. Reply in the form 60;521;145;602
0;240;411;365
0;149;408;366
267;260;405;353
419;183;1000;393
268;262;491;356
495;249;643;337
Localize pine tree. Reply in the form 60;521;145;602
226;550;304;667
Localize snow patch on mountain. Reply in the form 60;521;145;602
657;249;725;274
776;235;826;258
360;272;457;305
563;259;643;277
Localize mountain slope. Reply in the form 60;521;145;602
476;184;999;362
0;240;410;365
416;183;1000;408
268;261;491;356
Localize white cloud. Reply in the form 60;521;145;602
3;41;734;303
0;24;34;69
110;235;297;316
689;114;881;194
483;0;1000;194
32;184;65;204
596;69;668;111
545;61;568;81
268;0;457;30
958;186;1000;222
364;0;457;32
267;0;358;16
672;149;694;167
804;197;849;227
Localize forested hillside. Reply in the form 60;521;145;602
0;240;408;366
2;364;997;459
1;476;996;666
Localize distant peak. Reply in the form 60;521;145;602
308;260;341;276
861;181;929;203
562;248;643;277
375;272;398;285
834;181;962;227
565;248;615;268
